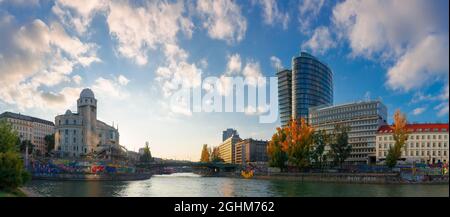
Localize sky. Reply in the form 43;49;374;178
0;0;448;161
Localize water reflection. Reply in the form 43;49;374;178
26;173;449;197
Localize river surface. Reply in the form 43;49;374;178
25;173;449;197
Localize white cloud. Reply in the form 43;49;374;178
72;75;82;85
245;105;268;115
226;54;242;75
332;0;449;117
298;0;324;34
92;75;130;99
107;0;192;65
0;12;99;110
196;0;247;44
412;107;426;116
52;0;108;35
253;0;289;29
386;34;448;91
302;26;335;54
270;56;282;70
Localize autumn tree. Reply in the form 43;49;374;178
386;110;409;168
267;127;288;170
200;144;210;162
329;124;351;167
311;130;329;170
281;118;315;170
210;146;224;162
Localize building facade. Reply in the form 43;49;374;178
292;52;333;121
54;88;120;157
235;139;269;164
376;124;449;164
309;101;388;164
222;128;238;142
276;69;292;126
0;112;54;155
218;134;241;163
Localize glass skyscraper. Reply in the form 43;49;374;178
277;52;333;126
292;52;333;120
276;69;292;126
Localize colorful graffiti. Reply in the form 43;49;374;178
30;159;137;175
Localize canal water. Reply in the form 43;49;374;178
25;173;449;197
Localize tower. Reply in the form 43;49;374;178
77;88;98;153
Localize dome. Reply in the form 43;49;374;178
80;88;95;98
65;110;72;115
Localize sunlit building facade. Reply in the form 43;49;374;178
376;123;449;164
218;134;241;164
55;88;120;157
0;112;54;155
235;138;269;164
309;101;388;164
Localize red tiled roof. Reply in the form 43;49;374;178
377;123;449;134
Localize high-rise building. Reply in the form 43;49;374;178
235;138;269;164
292;52;333;121
0;112;54;155
276;69;292;126
376;123;449;164
218;134;241;163
222;128;238;142
277;52;333;126
55;88;120;157
309;100;388;164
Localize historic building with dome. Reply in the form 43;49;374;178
54;88;120;158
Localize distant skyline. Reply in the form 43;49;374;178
0;0;448;161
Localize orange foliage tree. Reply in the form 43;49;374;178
386;109;409;168
267;118;315;170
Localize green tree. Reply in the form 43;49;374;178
386;110;409;168
0;121;31;190
200;144;210;162
267;127;288;171
311;130;329;170
328;124;351;168
210;147;224;162
44;134;55;156
140;144;153;162
20;140;33;155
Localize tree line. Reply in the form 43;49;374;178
200;144;224;163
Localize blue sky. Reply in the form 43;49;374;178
0;0;448;160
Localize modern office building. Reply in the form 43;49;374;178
277;52;333;126
309;100;388;164
0;112;54;155
222;128;238;142
276;69;292;126
235;138;269;164
376;123;449;164
292;52;333;121
54;88;120;157
218;133;241;163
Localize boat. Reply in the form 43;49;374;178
241;170;254;179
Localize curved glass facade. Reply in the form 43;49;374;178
292;52;333;120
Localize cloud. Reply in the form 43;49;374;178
270;56;282;70
0;11;99;110
72;75;82;85
253;0;289;29
386;34;448;91
107;0;192;65
245;105;268;116
298;0;324;34
226;53;242;75
332;0;449;117
92;74;130;99
412;107;426;116
52;0;108;35
302;26;335;54
196;0;247;44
